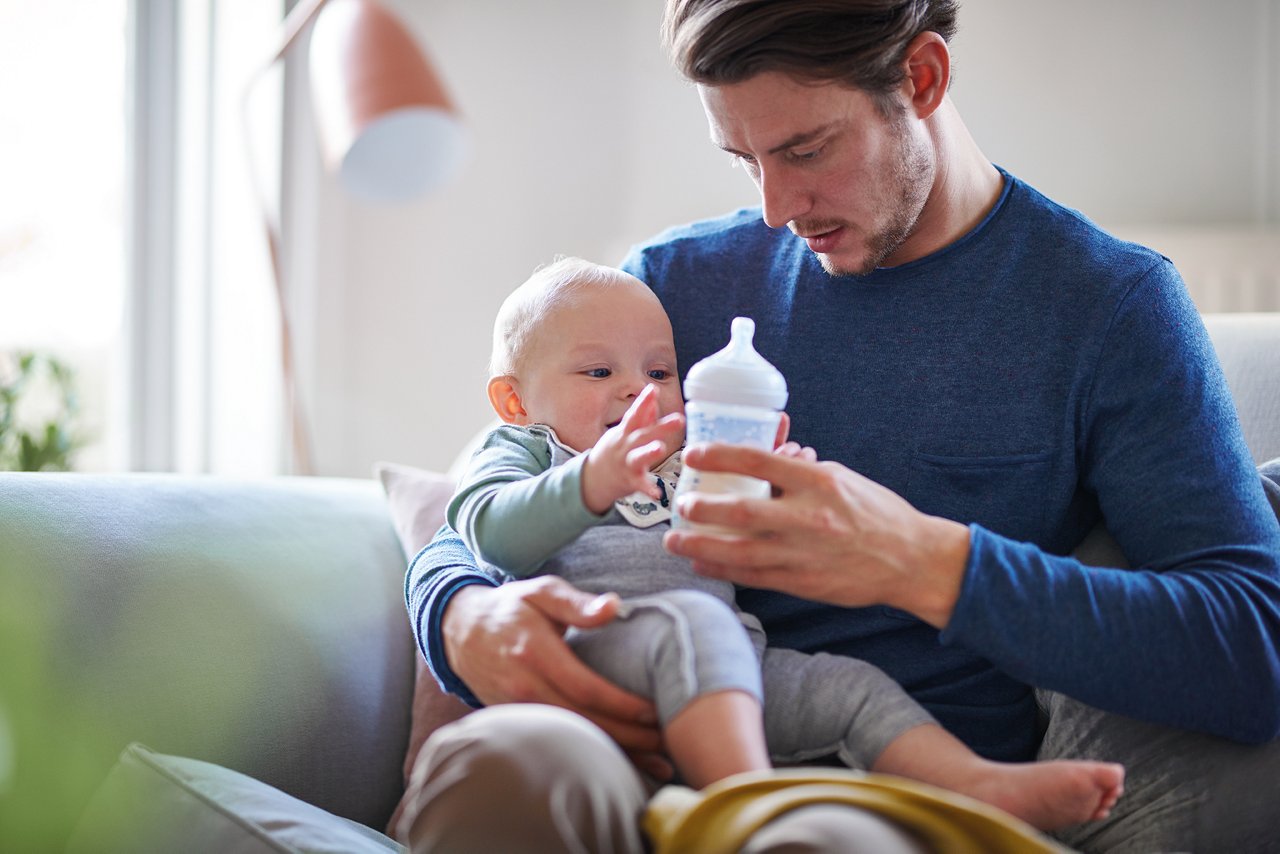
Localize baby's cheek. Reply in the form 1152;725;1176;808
669;426;688;454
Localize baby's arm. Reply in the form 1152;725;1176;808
447;427;603;576
450;387;682;574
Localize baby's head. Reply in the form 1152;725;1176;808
487;257;685;454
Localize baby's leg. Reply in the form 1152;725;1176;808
761;648;1123;831
664;688;770;788
570;589;770;787
761;647;936;769
874;723;1124;831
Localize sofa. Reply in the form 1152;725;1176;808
1;313;1277;852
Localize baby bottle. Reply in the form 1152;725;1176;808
673;316;788;529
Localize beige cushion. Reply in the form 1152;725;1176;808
373;462;473;840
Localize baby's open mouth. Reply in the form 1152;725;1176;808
605;419;621;429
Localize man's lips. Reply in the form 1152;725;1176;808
799;226;844;254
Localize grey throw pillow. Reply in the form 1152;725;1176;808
67;743;404;853
1260;458;1280;519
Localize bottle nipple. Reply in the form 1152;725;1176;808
683;316;787;410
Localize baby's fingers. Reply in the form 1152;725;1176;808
619;385;660;433
625;441;668;498
624;412;684;447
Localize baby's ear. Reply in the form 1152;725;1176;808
487;376;528;424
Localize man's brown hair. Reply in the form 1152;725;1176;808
662;0;959;116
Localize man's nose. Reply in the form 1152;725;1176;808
759;166;810;230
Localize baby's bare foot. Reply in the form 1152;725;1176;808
966;760;1125;831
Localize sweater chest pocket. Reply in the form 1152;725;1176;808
906;449;1054;542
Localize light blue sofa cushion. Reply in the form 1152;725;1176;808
0;473;412;847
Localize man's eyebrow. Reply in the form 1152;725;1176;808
714;123;837;157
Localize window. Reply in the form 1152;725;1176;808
1;0;286;474
0;1;129;471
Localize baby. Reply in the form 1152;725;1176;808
445;255;1124;830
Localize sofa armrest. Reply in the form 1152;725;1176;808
0;473;412;847
1203;312;1280;464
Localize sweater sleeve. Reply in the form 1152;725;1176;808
942;262;1280;742
406;425;606;704
446;425;604;576
404;527;504;706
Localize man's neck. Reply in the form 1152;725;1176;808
888;98;1002;266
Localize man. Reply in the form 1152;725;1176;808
403;1;1280;851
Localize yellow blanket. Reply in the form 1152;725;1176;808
643;768;1070;854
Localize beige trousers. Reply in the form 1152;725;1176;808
398;704;928;853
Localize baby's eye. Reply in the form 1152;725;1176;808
647;369;672;381
584;367;611;378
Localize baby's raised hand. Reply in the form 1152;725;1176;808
581;384;684;515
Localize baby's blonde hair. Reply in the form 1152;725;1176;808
489;257;650;378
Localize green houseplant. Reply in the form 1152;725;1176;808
0;351;84;471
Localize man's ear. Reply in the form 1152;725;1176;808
487;376;529;424
901;31;950;120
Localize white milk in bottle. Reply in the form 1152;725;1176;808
673;316;788;530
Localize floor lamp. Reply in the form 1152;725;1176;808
246;0;466;474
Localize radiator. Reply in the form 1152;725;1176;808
1113;228;1280;313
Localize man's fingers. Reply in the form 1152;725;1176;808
534;649;661;743
683;442;809;492
580;711;665;753
522;624;661;748
628;751;675;782
527;579;621;630
773;441;817;462
661;529;810;596
671;488;783;534
518;668;661;752
774;412;791;449
663;524;783;569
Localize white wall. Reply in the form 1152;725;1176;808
291;0;1280;477
954;0;1280;225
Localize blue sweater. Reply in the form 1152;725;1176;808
407;170;1280;760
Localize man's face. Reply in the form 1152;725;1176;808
699;71;935;276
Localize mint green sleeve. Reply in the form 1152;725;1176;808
445;425;605;576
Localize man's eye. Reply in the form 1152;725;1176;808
731;154;759;173
789;147;822;163
648;369;671;380
585;368;611;378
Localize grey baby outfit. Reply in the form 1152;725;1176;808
447;423;936;769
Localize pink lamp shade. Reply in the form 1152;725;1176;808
308;0;466;202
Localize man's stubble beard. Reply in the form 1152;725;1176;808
817;124;934;278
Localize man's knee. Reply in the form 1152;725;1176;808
740;804;930;854
1039;690;1280;853
398;704;648;853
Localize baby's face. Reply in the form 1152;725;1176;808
517;280;685;456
